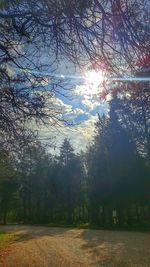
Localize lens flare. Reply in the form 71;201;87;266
85;70;104;85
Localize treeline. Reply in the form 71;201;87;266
0;84;150;228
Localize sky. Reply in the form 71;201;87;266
9;40;110;154
13;39;150;155
34;63;110;154
14;53;150;155
31;59;150;154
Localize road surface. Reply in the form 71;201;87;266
0;225;150;267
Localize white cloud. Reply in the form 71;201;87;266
27;79;109;154
37;114;97;154
82;98;101;110
75;83;106;112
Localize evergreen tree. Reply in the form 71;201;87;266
59;139;84;224
0;150;18;224
87;96;149;227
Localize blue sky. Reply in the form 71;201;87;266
34;67;110;154
13;46;149;154
11;49;111;154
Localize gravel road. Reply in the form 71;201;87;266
0;225;150;267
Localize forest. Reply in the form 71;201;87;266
0;82;149;228
0;0;150;230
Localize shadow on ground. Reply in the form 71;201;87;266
0;225;150;267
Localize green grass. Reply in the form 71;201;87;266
45;222;150;233
0;233;8;250
0;232;12;250
28;221;150;233
45;222;90;229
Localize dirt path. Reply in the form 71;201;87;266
0;225;150;267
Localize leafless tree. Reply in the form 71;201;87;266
0;0;149;150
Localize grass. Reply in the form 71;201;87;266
47;222;90;229
0;231;15;251
0;232;9;248
46;222;150;233
0;232;11;266
0;231;15;266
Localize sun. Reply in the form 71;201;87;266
85;70;104;86
82;70;104;96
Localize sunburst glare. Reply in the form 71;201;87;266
81;69;104;97
86;70;104;86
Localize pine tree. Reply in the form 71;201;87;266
59;139;84;224
87;96;148;227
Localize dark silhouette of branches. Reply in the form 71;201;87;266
0;0;149;149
